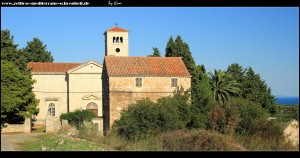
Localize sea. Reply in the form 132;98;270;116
275;96;299;105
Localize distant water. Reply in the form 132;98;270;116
276;97;299;105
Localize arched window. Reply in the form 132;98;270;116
120;37;123;43
116;37;119;43
87;102;98;116
113;37;116;43
48;103;55;116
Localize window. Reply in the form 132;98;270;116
87;102;98;116
136;78;142;87
171;78;178;87
113;36;116;43
120;37;123;43
48;103;55;116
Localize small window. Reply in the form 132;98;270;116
113;36;116;43
171;78;178;87
120;37;123;43
136;78;142;87
48;103;55;116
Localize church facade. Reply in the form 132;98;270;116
28;26;191;133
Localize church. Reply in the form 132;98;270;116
27;26;191;133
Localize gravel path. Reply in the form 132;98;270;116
1;133;45;151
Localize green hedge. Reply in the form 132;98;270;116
60;109;96;129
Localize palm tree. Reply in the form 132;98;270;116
208;69;240;105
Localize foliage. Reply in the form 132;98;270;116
226;64;276;114
1;30;28;72
226;63;245;97
208;102;240;134
234;98;270;135
21;38;54;62
60;109;96;129
114;88;191;140
1;60;39;124
148;47;161;57
208;69;240;105
274;105;299;122
162;129;245;151
165;36;213;129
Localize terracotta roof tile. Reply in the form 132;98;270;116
27;62;82;72
106;26;128;32
104;56;191;77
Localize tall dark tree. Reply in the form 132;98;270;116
148;47;161;57
226;63;246;97
208;69;240;105
1;60;39;124
165;36;175;57
1;30;27;72
242;67;276;113
22;38;54;62
165;35;213;129
164;36;198;104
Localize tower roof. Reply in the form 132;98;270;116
106;26;128;32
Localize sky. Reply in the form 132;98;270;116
1;7;299;97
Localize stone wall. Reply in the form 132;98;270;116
107;76;191;127
45;116;61;133
284;119;299;146
1;118;32;133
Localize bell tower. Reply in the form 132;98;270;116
104;24;129;56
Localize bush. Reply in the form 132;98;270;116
60;109;96;129
162;129;245;151
234;98;270;136
114;88;191;140
207;101;240;134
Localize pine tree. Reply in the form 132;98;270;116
1;30;27;72
148;47;161;57
1;60;39;124
22;38;54;62
164;35;213;129
242;67;276;113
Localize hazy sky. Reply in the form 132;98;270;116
1;7;299;97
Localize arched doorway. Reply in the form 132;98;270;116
87;102;98;116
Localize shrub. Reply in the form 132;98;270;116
234;98;270;136
114;88;191;140
207;101;240;134
60;109;96;129
162;129;245;151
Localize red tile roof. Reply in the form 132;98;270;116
27;62;82;72
104;56;191;77
106;26;128;32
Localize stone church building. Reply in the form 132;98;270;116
27;26;191;133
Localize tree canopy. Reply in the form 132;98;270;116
1;60;39;124
208;69;240;105
1;29;40;124
22;38;54;62
1;30;27;72
148;47;161;57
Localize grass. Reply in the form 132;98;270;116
18;124;298;151
18;133;107;151
234;134;298;151
31;124;46;133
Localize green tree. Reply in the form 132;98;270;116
148;47;161;57
165;36;213;129
1;30;27;72
242;67;276;113
164;36;198;103
208;69;240;105
22;38;54;62
1;60;39;124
